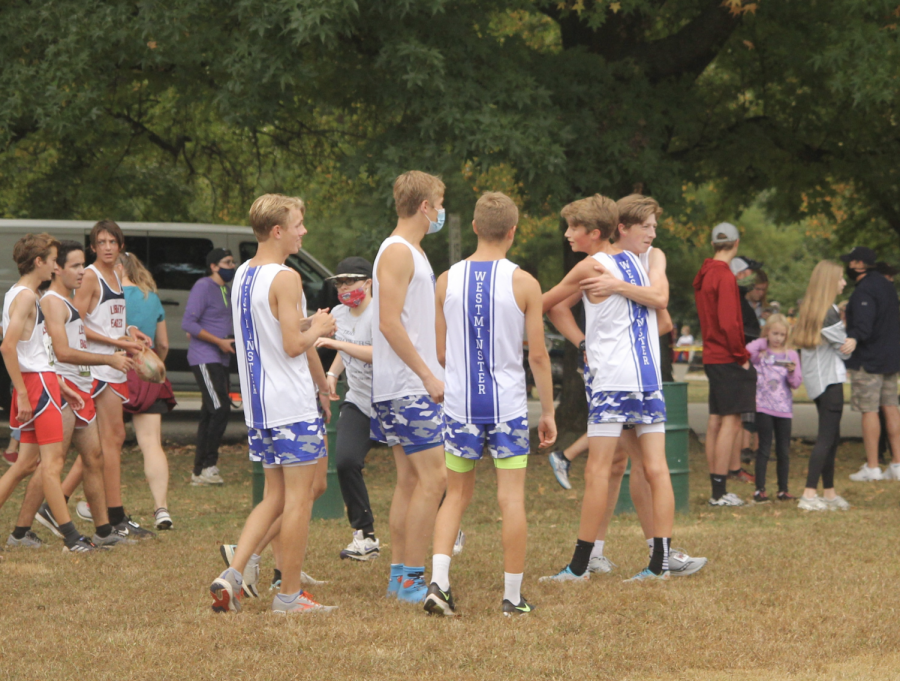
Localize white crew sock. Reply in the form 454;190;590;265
646;537;654;557
590;540;605;559
248;553;261;566
892;463;900;476
431;554;452;591
504;572;523;604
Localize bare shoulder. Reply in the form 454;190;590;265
39;292;66;318
379;243;414;270
273;267;302;291
649;247;667;267
512;267;540;293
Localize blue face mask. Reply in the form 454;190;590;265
427;208;446;235
218;266;236;283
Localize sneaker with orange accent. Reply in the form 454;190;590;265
2;449;17;466
271;590;337;614
210;568;243;613
728;469;755;484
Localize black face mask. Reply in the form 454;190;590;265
846;265;864;282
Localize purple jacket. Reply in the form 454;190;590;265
182;277;232;366
747;338;802;418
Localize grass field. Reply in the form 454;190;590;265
3;434;900;680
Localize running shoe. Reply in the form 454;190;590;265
339;530;380;561
386;574;402;598
34;502;63;539
271;591;337;614
728;469;755;484
776;491;796;501
270;579;282;591
884;464;900;481
210;569;243;613
76;501;93;522
502;596;536;616
192;467;224;486
154;508;173;530
244;559;261;599
453;529;466;556
219;543;237;567
587;555;617;574
849;464;884;482
821;495;851;511
92;529;136;547
2;449;17;466
548;450;573;490
397;574;428;603
63;535;99;553
708;494;744;507
301;571;327;586
423;582;457;616
667;549;707;577
6;530;42;548
797;495;828;511
624;568;670;582
752;490;771;503
538;565;589;583
115;515;156;540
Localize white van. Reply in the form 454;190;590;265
0;220;335;397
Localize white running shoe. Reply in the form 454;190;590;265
849;464;884;482
192;467;224;486
821;495;851;511
709;493;744;507
884;464;900;481
587;555;616;574
271;590;337;614
797;495;828;511
539;565;589;583
301;571;327;586
154;507;173;530
453;529;466;556
76;501;93;522
667;548;707;577
339;530;380;561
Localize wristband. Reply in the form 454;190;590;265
326;371;337;378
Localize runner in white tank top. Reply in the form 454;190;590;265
442;258;526;423
232;262;318;428
2;286;51;373
42;290;93;392
371;235;444;402
84;264;127;383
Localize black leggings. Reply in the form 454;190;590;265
755;413;792;493
334;402;377;534
806;383;843;490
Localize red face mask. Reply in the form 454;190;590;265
339;288;367;308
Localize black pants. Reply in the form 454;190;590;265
806;383;843;490
755;413;792;493
191;363;231;475
335;402;377;534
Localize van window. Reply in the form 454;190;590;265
84;235;213;291
239;242;334;310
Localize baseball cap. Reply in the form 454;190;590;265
839;246;876;266
876;261;898;277
711;222;740;244
730;256;765;277
326;256;373;280
206;247;232;267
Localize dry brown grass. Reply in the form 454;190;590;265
2;436;899;681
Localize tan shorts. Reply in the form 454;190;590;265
848;369;899;412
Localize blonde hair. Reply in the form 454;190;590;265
617;194;662;229
473;192;518;241
393;171;445;219
13;233;61;276
249;194;306;240
794;260;843;349
117;252;157;298
560;194;618;241
761;313;791;348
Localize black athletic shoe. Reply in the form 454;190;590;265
115;515;157;540
502;596;536;616
423;582;457;616
34;501;64;539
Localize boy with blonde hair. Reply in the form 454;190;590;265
424;192;556;616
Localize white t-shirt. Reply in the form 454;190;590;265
332;303;374;418
676;334;694;347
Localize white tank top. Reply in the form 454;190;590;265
371;236;443;402
232;262;318;429
443;259;526;423
2;286;51;373
583;249;661;393
42;290;93;391
84;265;127;383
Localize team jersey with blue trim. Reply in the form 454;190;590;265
2;286;51;373
232;261;318;429
583;248;661;393
371;235;444;402
442;259;527;424
84;265;127;383
42;290;93;392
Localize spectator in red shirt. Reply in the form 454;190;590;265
693;223;758;507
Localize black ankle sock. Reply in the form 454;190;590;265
648;537;671;575
108;506;125;526
272;568;282;585
58;521;81;546
12;526;30;539
728;469;741;476
360;524;375;539
710;474;727;500
569;539;594;577
94;523;112;538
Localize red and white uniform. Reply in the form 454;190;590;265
84;264;129;401
2;285;63;444
43;290;96;427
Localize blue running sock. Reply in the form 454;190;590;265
402;565;424;586
390;564;404;580
276;589;302;604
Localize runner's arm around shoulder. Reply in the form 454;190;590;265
377;244;439;383
542;259;595;314
0;288;35;395
434;271;449;368
580;248;668;309
40;295;130;370
272;270;335;357
518;270;556;449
